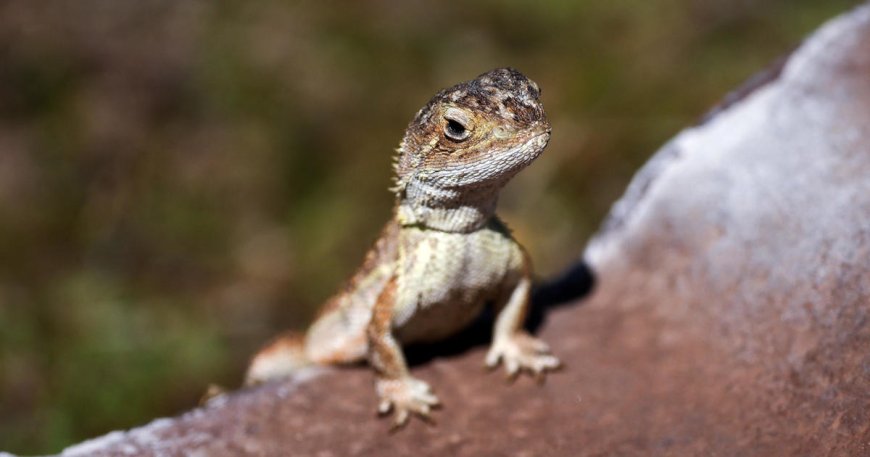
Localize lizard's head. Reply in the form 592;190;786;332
395;68;550;193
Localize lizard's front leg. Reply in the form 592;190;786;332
367;280;439;426
486;258;561;377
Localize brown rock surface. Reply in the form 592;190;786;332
53;4;870;456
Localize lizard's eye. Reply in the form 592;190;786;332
444;119;469;141
442;108;472;142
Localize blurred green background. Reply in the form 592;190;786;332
0;0;858;453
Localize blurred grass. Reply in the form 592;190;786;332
0;0;859;453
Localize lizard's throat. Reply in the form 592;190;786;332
396;178;501;233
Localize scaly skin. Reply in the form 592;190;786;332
246;68;559;426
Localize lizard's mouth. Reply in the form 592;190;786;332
508;128;551;160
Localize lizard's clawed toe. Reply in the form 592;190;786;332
376;376;440;427
486;332;561;380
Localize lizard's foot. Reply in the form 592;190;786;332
485;332;561;378
376;376;440;427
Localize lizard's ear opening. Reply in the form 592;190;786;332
443;107;472;142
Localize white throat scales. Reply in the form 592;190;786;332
396;176;501;233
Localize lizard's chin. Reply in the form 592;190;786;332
523;129;551;156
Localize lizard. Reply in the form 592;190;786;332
244;67;560;426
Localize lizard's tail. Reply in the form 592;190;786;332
244;331;312;386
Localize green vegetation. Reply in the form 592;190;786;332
0;0;857;453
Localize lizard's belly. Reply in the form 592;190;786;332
392;225;521;344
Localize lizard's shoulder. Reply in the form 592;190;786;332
315;219;400;318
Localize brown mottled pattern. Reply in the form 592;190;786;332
245;68;559;426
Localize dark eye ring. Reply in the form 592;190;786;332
444;119;470;141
